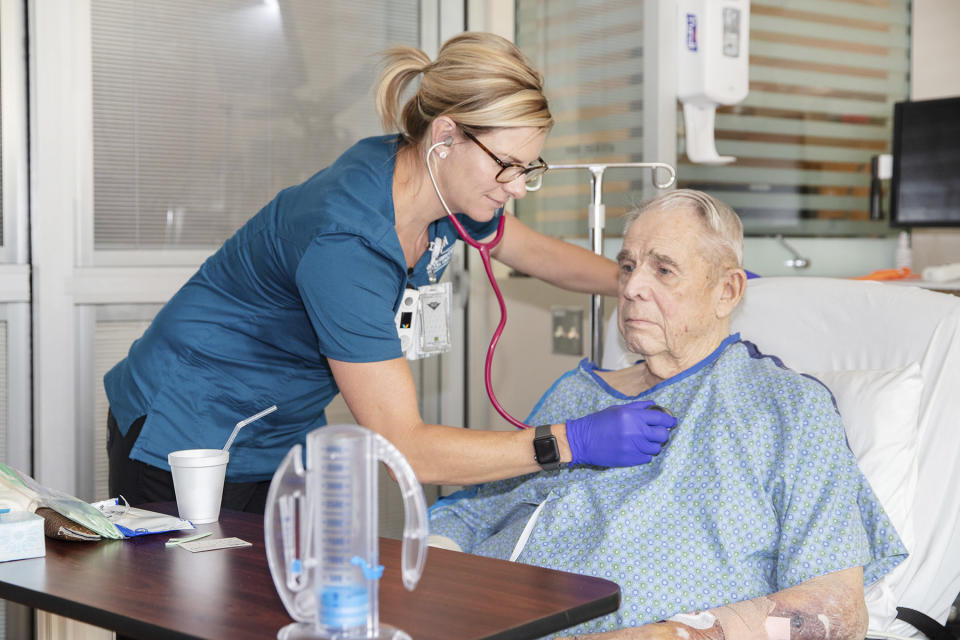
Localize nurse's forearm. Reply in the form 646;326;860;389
525;237;619;297
562;568;866;640
492;215;619;296
399;422;572;486
332;357;575;485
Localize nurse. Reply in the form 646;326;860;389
104;32;676;513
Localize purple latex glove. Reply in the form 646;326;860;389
566;400;677;467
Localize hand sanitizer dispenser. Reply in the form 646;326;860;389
677;0;750;164
264;424;428;640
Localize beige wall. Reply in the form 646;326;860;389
910;0;960;101
908;0;960;271
467;262;616;430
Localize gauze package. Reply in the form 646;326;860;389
92;498;194;537
0;510;45;561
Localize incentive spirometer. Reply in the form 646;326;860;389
677;0;750;164
264;424;428;640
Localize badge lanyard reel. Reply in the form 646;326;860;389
264;424;428;640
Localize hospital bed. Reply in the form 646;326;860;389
602;276;960;640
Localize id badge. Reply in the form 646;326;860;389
416;282;452;357
394;282;453;360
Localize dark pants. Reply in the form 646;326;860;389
107;409;270;514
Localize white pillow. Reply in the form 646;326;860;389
807;363;923;631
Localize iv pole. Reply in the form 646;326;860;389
545;162;677;364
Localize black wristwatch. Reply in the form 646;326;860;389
533;425;561;471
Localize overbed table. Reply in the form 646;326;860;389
0;503;620;639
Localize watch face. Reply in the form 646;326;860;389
533;435;560;465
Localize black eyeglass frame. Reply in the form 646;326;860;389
463;131;548;185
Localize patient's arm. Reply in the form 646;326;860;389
560;567;867;640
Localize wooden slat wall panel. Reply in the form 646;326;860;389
516;0;646;237
678;0;910;229
516;0;909;236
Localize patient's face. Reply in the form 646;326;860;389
616;208;726;367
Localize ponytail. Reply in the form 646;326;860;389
375;46;432;143
374;32;553;146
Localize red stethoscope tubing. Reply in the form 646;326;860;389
445;213;531;430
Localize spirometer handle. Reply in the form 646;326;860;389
264;444;316;623
375;436;428;591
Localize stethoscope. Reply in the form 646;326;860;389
425;135;531;430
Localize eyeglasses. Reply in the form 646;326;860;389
463;131;548;190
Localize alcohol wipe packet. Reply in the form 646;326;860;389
92;498;195;537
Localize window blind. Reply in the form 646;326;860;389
0;320;6;465
91;0;419;251
0;320;10;639
515;0;646;238
93;318;154;501
1;43;5;247
679;0;910;235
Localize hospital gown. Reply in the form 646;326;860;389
429;334;907;636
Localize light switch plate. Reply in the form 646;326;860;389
551;307;583;356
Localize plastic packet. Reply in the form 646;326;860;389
0;462;123;540
92;498;195;537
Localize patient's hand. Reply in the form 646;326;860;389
555;619;721;640
558;621;723;640
555;566;867;640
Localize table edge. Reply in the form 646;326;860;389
477;585;621;640
0;579;200;640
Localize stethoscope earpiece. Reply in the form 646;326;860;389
435;136;453;159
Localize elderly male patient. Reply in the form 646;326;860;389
429;189;907;640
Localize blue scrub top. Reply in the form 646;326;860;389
104;135;501;482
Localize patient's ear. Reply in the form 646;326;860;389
715;268;747;319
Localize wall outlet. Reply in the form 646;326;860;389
551;307;583;356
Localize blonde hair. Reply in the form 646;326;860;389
375;32;553;146
625;189;744;270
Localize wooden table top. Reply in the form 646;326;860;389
0;504;620;639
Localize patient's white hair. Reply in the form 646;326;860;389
624;189;744;270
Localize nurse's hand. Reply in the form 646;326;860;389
565;400;677;467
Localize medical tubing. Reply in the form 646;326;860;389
444;214;529;430
480;248;526;429
425;139;531;430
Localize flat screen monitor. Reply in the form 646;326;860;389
890;96;960;227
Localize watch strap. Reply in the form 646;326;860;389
533;424;561;471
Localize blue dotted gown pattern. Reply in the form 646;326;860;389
429;337;907;636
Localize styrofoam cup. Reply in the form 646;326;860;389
167;449;229;524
